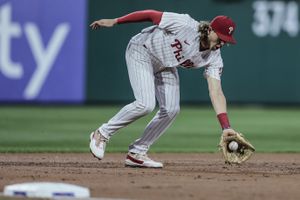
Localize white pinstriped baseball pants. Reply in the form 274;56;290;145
99;42;180;155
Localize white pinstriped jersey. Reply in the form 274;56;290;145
129;12;224;80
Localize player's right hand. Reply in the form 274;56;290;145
90;19;117;29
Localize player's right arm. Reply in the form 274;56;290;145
90;10;163;30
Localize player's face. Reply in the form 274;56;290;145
208;30;226;50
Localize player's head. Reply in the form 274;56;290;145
209;15;236;50
198;16;236;51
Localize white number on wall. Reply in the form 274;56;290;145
252;1;299;37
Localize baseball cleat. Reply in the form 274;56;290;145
89;130;108;160
125;152;163;168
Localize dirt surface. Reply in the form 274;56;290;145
0;153;300;200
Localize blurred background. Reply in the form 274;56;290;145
0;0;299;153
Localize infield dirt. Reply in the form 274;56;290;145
0;153;299;200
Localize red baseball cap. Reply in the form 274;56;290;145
210;15;236;44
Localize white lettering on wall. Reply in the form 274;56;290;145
0;3;70;100
0;3;23;79
24;23;70;100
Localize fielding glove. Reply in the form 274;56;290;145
219;130;255;164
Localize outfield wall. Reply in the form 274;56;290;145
1;0;300;104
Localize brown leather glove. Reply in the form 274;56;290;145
219;130;255;164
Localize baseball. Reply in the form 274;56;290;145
228;141;239;151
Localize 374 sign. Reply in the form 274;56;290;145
252;0;299;37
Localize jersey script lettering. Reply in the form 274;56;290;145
171;39;194;68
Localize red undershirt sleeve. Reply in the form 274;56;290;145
116;10;163;25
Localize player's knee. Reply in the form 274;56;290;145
143;104;155;115
134;100;156;115
168;106;180;117
162;105;180;118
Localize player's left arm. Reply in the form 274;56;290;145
90;10;163;29
207;76;237;136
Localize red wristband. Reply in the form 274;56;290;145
217;113;230;130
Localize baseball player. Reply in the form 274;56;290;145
89;10;238;168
